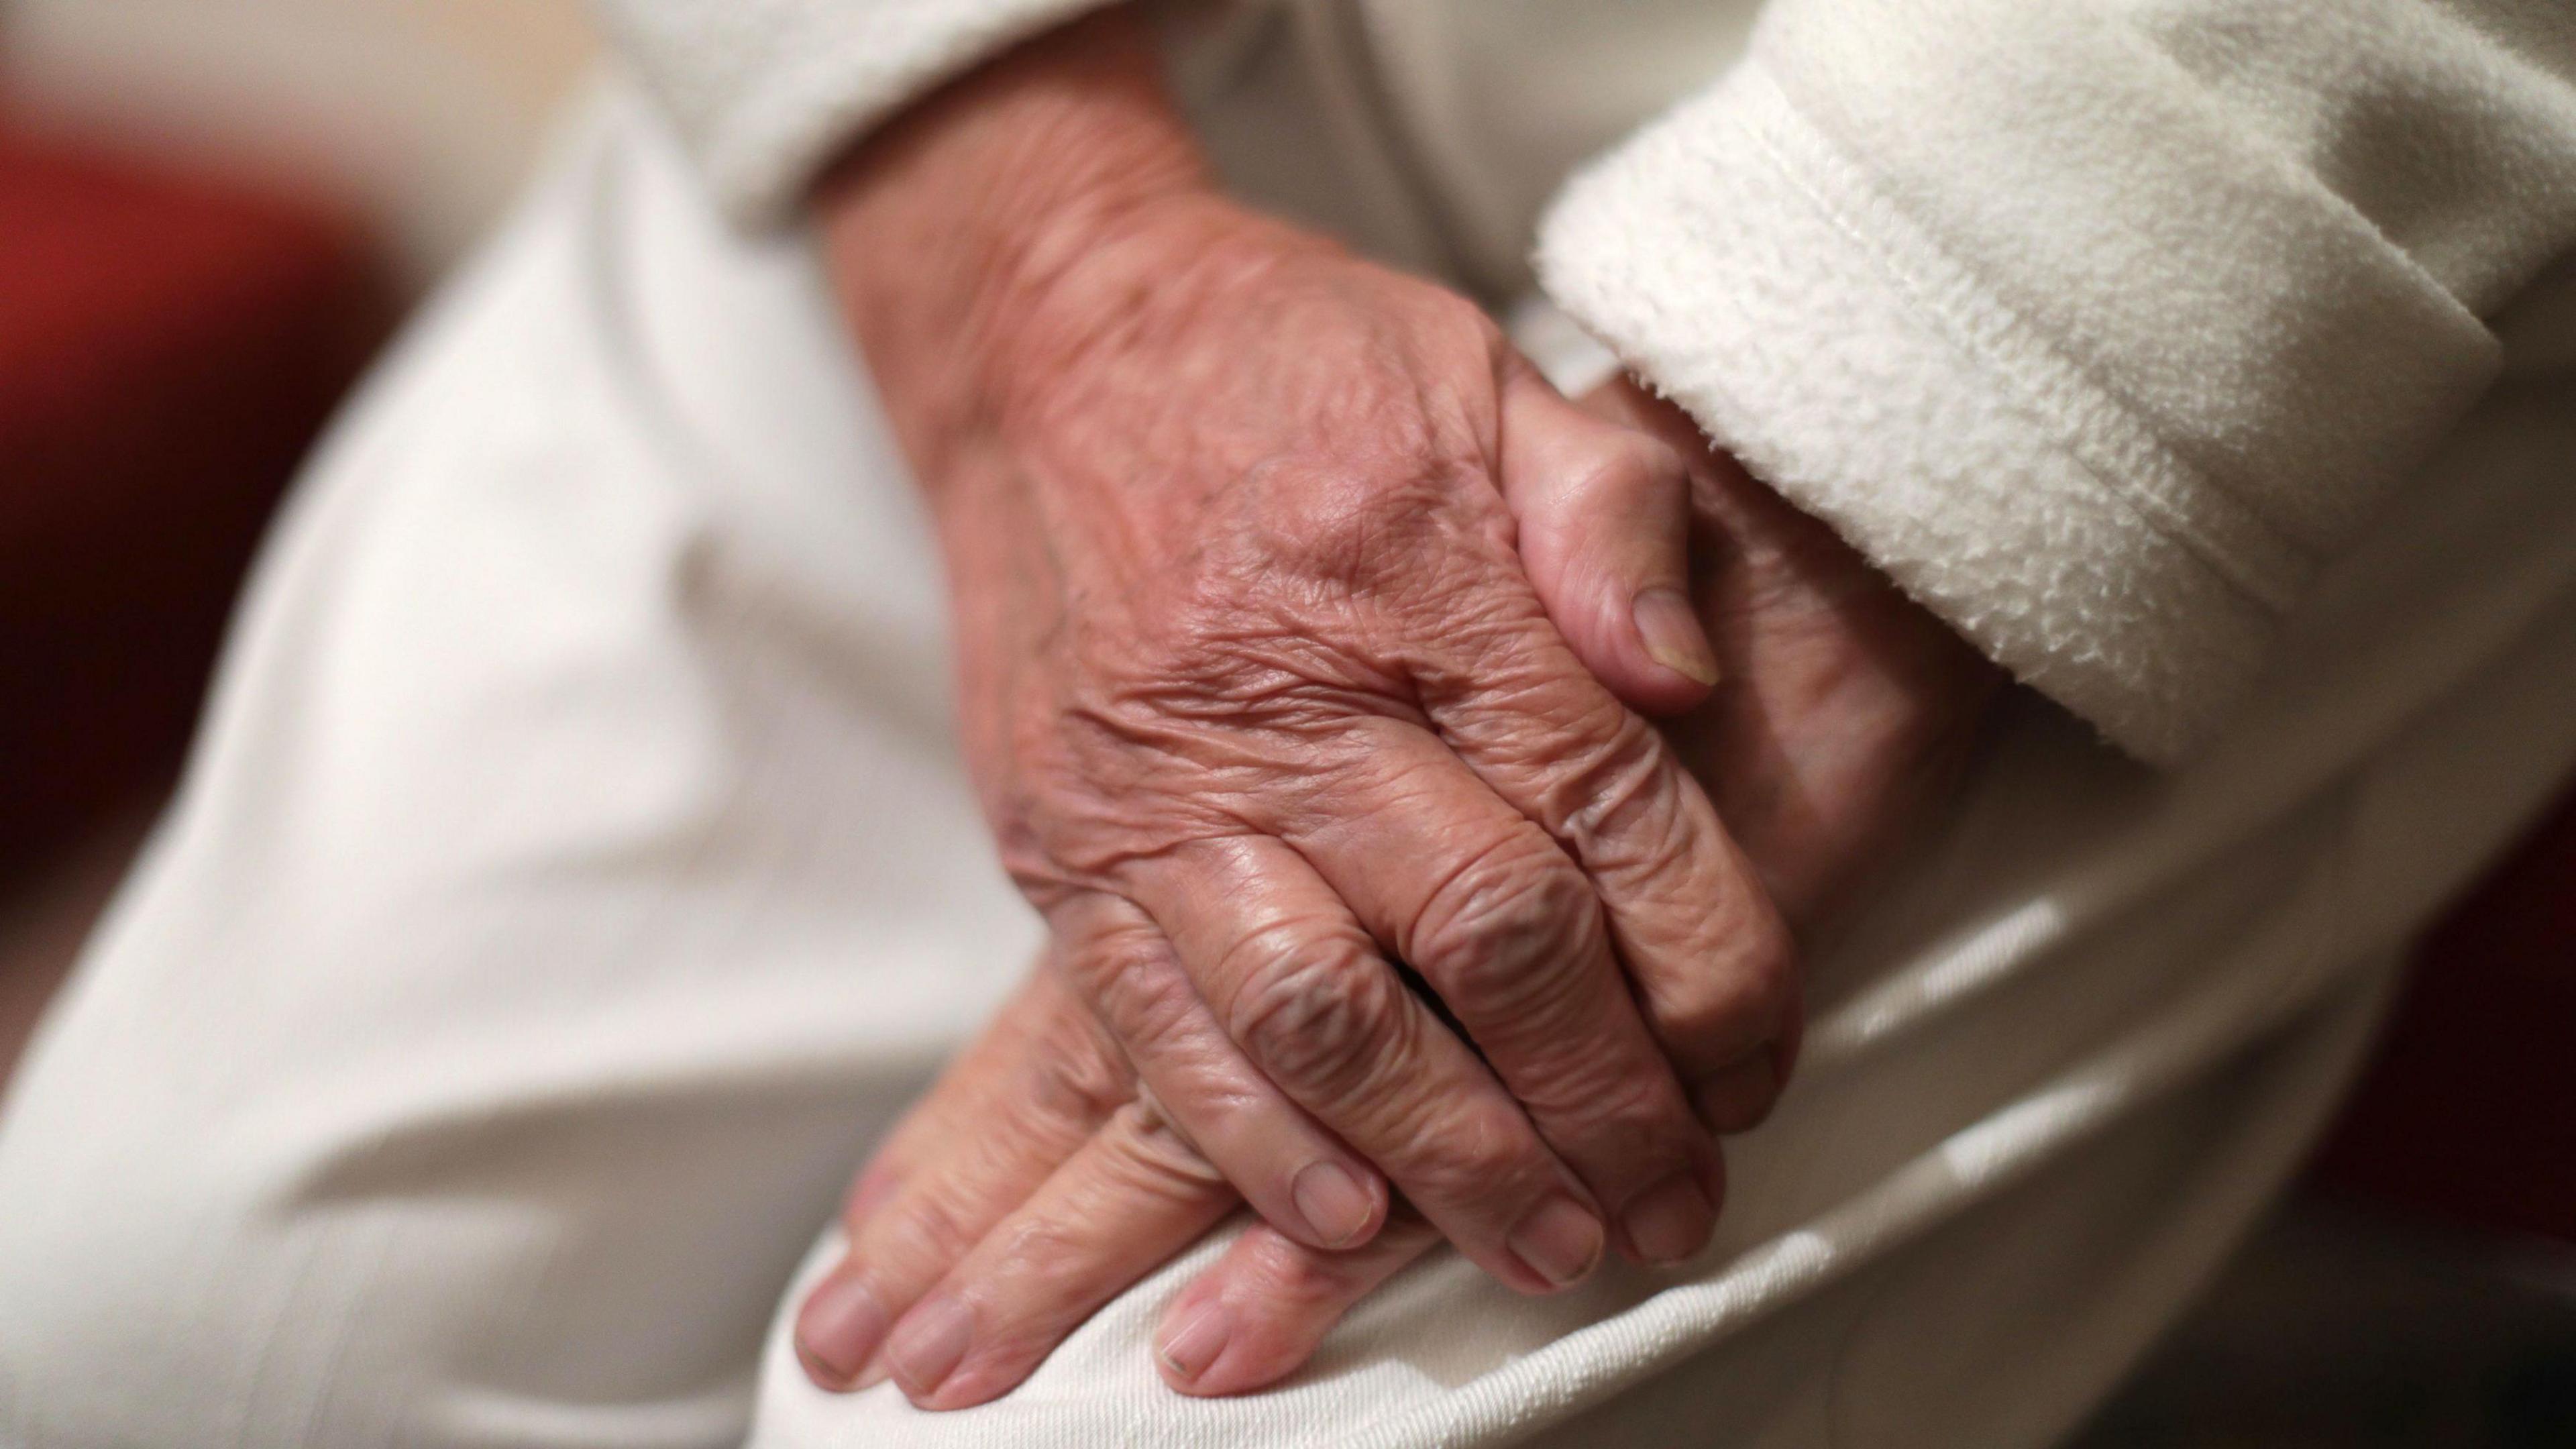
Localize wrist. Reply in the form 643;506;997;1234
811;6;1211;464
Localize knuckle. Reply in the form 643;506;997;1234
876;1181;977;1267
1659;923;1799;1063
984;1208;1084;1289
1244;463;1443;589
1560;1068;1693;1161
1224;929;1407;1099
1227;447;1508;607
1553;716;1678;856
1420;286;1503;345
1414;840;1602;1021
1487;1026;1696;1161
1566;431;1687;508
1722;910;1799;1030
1104;1099;1229;1191
1079;934;1201;1053
1235;1232;1360;1308
1018;1020;1135;1127
1400;1098;1546;1201
1629;432;1692;490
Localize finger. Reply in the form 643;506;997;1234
793;967;1128;1390
1163;1132;1726;1397
1497;360;1714;716
1259;722;1726;1267
1690;1054;1782;1134
881;1099;1242;1409
1153;1209;1444;1397
1406;587;1801;1116
1126;835;1612;1295
836;964;1118;1246
1692;1009;1802;1133
1051;891;1389;1252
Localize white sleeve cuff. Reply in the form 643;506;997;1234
1540;61;2467;765
592;0;1112;226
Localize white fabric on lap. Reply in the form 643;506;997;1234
4;83;2576;1446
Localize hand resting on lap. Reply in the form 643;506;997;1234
794;375;2000;1405
796;6;1811;1402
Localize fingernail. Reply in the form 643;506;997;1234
795;1273;889;1383
1291;1161;1375;1247
1156;1300;1234;1382
1508;1196;1605;1287
1633;586;1718;686
1621;1173;1715;1265
885;1293;975;1395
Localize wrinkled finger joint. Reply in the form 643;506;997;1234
1222;931;1410;1104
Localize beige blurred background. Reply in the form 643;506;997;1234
0;0;604;1089
3;0;598;284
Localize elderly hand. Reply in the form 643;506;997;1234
793;375;2000;1407
794;9;1798;1401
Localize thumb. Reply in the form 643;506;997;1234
1497;362;1716;716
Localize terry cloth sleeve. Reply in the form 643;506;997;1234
588;0;1115;226
1536;0;2576;763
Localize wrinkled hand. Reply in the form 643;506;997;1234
1591;383;2000;931
795;11;1800;1404
796;376;2000;1406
